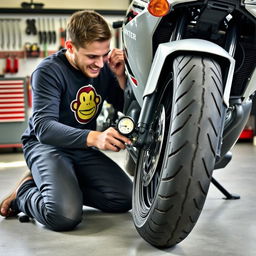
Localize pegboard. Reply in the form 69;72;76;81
0;13;124;78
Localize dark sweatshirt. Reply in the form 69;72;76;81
22;49;124;149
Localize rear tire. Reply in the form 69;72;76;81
133;55;225;248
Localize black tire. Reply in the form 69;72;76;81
133;55;225;248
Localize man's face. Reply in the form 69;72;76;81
68;40;111;78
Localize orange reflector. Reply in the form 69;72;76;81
148;0;170;17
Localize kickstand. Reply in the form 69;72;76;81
211;177;240;200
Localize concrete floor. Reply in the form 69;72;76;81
0;142;255;256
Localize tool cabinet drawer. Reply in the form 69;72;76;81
0;78;28;148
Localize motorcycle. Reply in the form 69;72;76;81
113;0;256;248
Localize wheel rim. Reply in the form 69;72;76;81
133;105;167;225
142;106;165;187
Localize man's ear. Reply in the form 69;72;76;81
65;41;74;53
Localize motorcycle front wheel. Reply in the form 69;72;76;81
133;55;225;248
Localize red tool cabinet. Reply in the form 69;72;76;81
0;78;29;148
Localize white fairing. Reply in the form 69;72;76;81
123;0;197;106
243;0;256;102
123;9;160;106
244;0;256;18
143;39;235;107
124;0;256;106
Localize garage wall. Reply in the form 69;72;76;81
0;2;127;78
0;1;129;146
0;0;130;10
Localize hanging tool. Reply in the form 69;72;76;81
47;18;52;44
12;56;19;73
18;19;22;49
6;20;10;49
4;55;19;74
52;18;56;44
12;19;16;50
24;42;40;58
25;19;37;35
42;18;48;56
59;18;66;49
25;19;31;35
0;20;4;49
42;18;47;44
38;18;43;44
33;19;37;35
24;42;31;58
5;55;12;73
31;43;40;57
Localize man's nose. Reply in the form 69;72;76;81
95;56;104;68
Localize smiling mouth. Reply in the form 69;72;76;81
79;107;95;116
89;67;100;73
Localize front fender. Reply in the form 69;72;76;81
144;39;235;107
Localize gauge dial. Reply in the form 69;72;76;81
117;116;135;136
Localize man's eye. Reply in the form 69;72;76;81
88;55;95;59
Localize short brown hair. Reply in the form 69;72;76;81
66;10;112;49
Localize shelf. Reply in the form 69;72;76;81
0;51;56;59
0;8;126;16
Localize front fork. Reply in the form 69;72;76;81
132;93;157;148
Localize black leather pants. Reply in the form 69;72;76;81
17;141;133;231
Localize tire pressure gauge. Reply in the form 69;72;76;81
117;116;135;136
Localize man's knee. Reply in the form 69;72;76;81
45;212;81;231
43;202;82;231
104;190;132;213
115;198;132;213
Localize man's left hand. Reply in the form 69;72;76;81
108;49;126;90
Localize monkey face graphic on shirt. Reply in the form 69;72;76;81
70;85;101;124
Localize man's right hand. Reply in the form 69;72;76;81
87;127;132;152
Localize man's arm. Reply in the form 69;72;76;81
31;68;89;149
87;48;130;152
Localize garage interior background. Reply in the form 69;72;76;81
0;0;255;146
0;0;130;77
0;2;255;256
0;0;130;146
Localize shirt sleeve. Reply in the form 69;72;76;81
31;67;89;148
